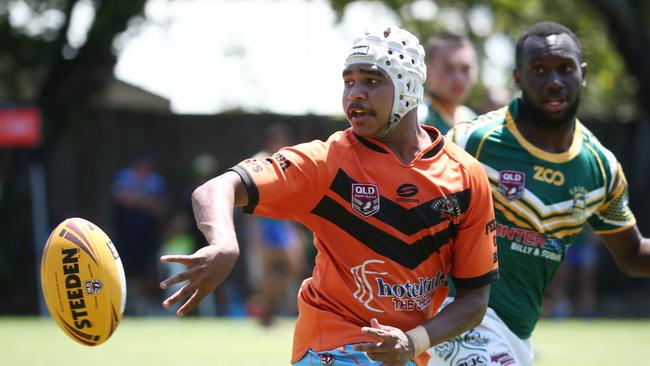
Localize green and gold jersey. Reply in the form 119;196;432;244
419;100;477;135
449;99;636;339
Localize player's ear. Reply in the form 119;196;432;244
580;62;588;87
513;68;521;89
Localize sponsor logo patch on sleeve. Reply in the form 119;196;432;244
272;153;291;171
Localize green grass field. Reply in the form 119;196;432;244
1;316;649;365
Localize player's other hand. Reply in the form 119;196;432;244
159;243;239;316
353;318;414;366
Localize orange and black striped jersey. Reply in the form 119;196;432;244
229;126;498;365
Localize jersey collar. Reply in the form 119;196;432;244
353;125;445;161
506;99;583;163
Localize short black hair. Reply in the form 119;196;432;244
425;32;474;63
515;21;582;67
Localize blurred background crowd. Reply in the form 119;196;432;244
0;0;649;324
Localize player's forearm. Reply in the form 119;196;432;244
191;171;244;248
602;227;650;277
623;237;650;277
419;285;489;348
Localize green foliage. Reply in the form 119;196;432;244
0;0;70;102
0;0;147;153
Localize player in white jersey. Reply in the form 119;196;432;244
427;21;650;366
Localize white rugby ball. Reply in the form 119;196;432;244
40;217;127;346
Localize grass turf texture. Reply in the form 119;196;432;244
1;317;649;365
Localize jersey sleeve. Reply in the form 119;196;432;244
588;163;637;234
446;120;474;150
228;140;333;220
447;106;508;155
450;160;499;288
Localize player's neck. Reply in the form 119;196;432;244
380;115;431;164
516;106;576;153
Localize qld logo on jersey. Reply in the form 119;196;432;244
498;170;526;200
351;183;380;218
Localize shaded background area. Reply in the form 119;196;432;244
1;109;648;315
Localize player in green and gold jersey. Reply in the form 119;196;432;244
418;33;478;135
427;21;650;366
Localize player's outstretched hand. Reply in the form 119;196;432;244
353;318;414;366
159;244;239;316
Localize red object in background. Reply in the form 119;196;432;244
0;107;41;147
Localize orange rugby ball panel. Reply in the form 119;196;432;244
41;217;127;346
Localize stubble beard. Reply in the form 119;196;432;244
520;91;581;130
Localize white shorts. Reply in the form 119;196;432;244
426;306;533;366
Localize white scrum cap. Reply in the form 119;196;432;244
345;26;426;133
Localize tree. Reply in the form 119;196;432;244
589;0;650;122
0;0;148;151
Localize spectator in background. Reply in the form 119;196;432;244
244;124;306;327
419;33;478;134
111;153;167;315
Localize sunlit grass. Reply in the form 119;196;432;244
1;317;649;365
0;316;294;366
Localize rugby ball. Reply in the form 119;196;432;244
40;217;127;346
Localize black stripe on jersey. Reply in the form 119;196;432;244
423;135;444;158
227;165;259;214
355;132;444;158
311;195;456;269
355;134;389;153
452;269;500;289
329;169;470;235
